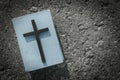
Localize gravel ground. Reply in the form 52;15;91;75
1;0;120;80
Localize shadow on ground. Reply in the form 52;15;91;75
30;63;69;80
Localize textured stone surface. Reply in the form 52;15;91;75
1;0;120;80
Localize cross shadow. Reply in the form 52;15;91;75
29;63;70;80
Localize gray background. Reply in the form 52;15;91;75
1;0;120;80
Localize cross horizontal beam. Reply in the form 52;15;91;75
23;28;49;37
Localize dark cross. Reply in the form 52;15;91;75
23;19;49;64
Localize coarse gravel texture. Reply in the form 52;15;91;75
1;0;120;80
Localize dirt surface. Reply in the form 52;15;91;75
1;0;120;80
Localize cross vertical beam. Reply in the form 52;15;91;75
31;20;46;63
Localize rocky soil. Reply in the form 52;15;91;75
1;0;120;80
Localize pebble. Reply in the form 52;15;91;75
98;27;101;30
78;24;88;30
30;6;38;12
113;41;117;44
94;21;104;27
66;11;71;15
60;34;66;37
98;21;104;27
86;51;94;58
96;40;104;46
68;16;71;20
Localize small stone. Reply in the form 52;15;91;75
98;21;104;27
113;40;117;43
68;16;71;19
98;27;101;30
86;51;94;58
79;25;84;29
67;63;72;67
66;11;70;15
78;24;88;30
30;6;38;12
94;21;104;27
60;34;66;37
89;46;93;49
96;40;104;46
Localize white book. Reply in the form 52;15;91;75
12;10;64;72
